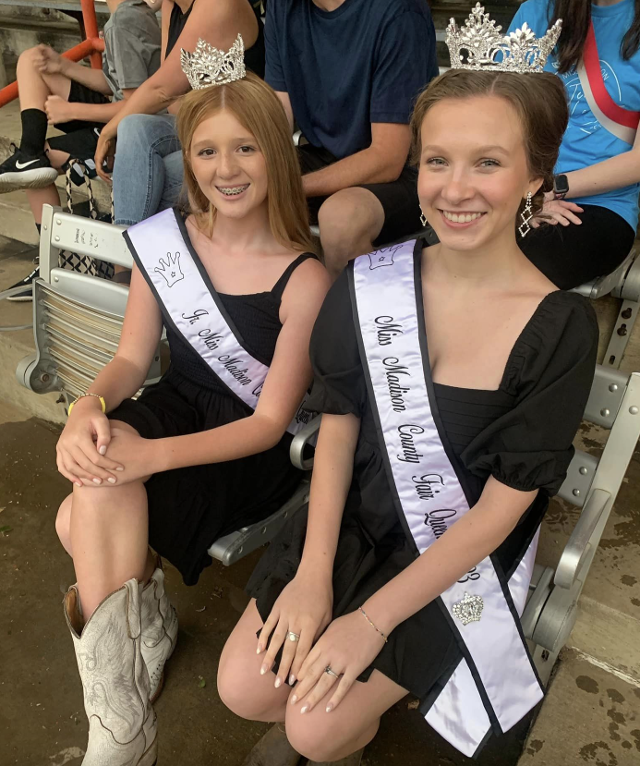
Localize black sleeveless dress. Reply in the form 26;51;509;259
109;245;315;585
166;0;265;78
248;254;598;709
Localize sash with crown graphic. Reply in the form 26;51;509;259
124;208;314;435
349;242;544;757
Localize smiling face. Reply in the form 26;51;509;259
418;94;542;252
189;108;268;220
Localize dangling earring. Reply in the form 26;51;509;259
419;206;427;228
518;191;533;238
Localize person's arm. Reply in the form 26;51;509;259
160;0;172;64
44;89;135;126
561;126;640;198
275;91;294;133
130;258;330;475
95;0;258;179
302;122;411;197
60;58;112;94
363;477;536;634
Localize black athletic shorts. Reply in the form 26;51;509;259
297;143;422;246
47;80;110;161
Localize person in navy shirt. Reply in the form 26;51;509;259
265;0;438;278
509;0;640;289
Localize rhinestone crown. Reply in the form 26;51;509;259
181;34;246;90
447;4;562;74
452;592;484;626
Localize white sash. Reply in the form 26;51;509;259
350;242;544;757
124;208;314;435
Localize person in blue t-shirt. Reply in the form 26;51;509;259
509;0;640;289
265;0;439;279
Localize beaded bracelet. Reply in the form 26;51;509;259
358;605;388;643
68;393;106;416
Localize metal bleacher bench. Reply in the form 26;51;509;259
572;247;640;369
15;207;640;690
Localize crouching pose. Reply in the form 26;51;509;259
54;38;329;766
217;10;598;765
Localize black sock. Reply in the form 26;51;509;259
20;109;48;157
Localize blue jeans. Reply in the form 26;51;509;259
112;114;184;226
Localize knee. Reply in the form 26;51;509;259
217;654;264;720
318;191;379;248
285;715;343;763
17;47;40;70
55;495;72;552
117;114;155;149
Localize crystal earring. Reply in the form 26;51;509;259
419;207;427;228
518;191;533;238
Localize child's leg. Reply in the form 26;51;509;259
25;144;68;224
16;47;72;111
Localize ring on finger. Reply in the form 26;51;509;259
287;631;300;643
324;665;340;679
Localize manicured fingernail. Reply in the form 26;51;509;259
290;695;298;705
108;477;116;484
260;663;268;675
92;478;102;485
300;705;308;714
275;677;282;689
256;644;262;655
326;704;333;713
99;445;107;455
289;674;296;685
116;467;124;472
75;482;82;487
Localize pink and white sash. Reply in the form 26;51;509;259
125;208;314;435
577;21;640;145
349;241;544;757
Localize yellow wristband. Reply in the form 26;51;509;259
68;393;106;416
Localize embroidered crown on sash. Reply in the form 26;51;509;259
447;3;562;73
180;34;246;90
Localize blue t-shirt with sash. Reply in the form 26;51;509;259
509;0;640;231
264;0;438;161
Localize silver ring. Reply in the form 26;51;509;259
287;631;300;643
324;665;340;678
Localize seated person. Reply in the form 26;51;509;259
96;0;264;227
268;0;439;278
216;13;598;766
511;0;640;289
53;47;330;765
0;0;161;300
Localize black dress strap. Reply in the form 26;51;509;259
271;252;318;301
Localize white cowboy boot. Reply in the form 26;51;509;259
140;561;178;702
64;579;158;766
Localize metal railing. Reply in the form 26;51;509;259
0;0;104;108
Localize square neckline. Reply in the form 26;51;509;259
176;209;313;300
414;239;561;396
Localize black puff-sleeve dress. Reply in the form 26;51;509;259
248;262;598;705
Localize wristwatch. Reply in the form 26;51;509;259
553;174;569;200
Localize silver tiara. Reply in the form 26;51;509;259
446;4;562;74
180;34;246;90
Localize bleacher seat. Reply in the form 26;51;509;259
16;204;161;398
522;365;640;683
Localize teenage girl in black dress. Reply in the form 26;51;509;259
217;69;598;764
